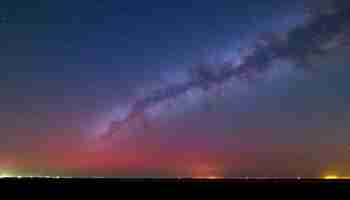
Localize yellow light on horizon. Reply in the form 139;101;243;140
324;175;338;179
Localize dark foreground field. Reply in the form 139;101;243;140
1;178;350;195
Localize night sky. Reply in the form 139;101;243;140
1;0;350;177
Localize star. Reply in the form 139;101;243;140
0;16;8;24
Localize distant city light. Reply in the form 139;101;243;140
207;176;223;179
324;175;338;179
323;175;350;180
192;176;223;179
0;173;13;178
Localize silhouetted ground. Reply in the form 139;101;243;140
1;178;350;195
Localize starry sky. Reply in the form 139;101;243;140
1;0;350;177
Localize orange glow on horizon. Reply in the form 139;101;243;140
187;162;225;180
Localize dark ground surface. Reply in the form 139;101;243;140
1;178;350;195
